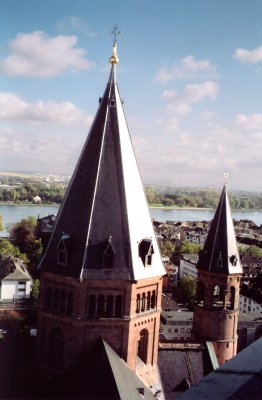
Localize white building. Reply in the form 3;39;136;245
186;231;207;244
179;254;198;280
239;294;262;313
0;257;32;301
161;310;193;341
33;195;42;203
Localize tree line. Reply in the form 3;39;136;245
145;185;262;209
1;175;262;209
0;179;66;204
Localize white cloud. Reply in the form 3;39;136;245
162;81;219;115
0;92;93;126
0;127;83;174
0;31;95;77
234;45;262;64
232;113;262;130
132;110;262;190
56;16;96;37
155;55;218;83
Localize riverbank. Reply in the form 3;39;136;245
149;205;213;211
0;202;60;207
0;201;261;213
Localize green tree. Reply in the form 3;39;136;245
179;241;201;254
239;244;262;257
31;279;40;301
0;239;29;263
161;240;176;258
163;197;174;207
173;275;197;308
10;217;37;253
9;217;43;277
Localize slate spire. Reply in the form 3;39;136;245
197;184;242;274
39;41;164;282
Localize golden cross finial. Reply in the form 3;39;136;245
109;25;121;65
109;25;122;44
224;172;229;185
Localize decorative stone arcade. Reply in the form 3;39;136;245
193;269;242;365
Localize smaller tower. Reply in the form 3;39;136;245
193;184;242;365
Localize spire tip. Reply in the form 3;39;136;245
109;25;121;65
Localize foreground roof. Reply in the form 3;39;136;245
0;256;31;281
179;337;262;400
197;185;242;274
158;343;215;400
51;338;156;400
39;50;164;281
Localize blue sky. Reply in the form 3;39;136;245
0;0;262;190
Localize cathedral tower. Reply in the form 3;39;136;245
36;33;165;376
192;184;243;365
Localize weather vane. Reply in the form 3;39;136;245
109;25;122;44
224;172;229;185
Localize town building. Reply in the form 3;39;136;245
179;254;198;280
239;294;262;313
0;256;32;301
161;310;193;341
193;184;243;365
36;34;165;399
162;256;178;290
237;312;262;351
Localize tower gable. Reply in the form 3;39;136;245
197;185;242;275
39;66;164;282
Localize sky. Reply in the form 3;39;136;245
0;0;262;191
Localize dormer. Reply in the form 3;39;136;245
103;236;116;269
57;233;70;266
109;94;116;107
139;239;154;267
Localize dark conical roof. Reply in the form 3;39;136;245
197;185;242;274
39;65;164;281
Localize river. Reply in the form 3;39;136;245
0;204;262;237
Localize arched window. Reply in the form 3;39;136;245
213;285;224;307
115;295;123;317
88;294;96;317
229;286;236;310
151;291;156;309
213;285;220;301
97;295;105;318
48;328;65;370
106;295;114;317
136;294;141;313
137;329;148;364
146;291;151;310
66;292;73;314
141;293;146;312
